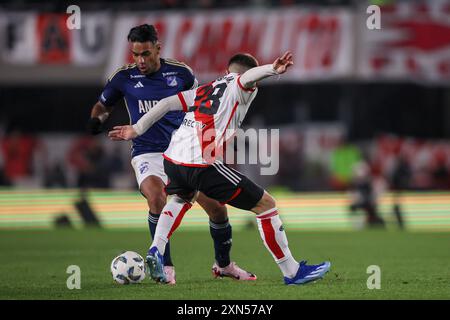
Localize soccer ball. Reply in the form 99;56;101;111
110;251;146;284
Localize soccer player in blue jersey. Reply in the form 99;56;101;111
87;24;255;284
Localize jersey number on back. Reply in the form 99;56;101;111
189;83;227;115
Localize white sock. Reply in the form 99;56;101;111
151;196;192;255
256;208;299;278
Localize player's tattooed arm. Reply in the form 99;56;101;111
240;51;294;89
108;95;182;141
87;101;113;135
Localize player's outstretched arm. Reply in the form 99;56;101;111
108;94;183;141
240;51;294;89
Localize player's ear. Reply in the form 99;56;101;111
155;41;161;53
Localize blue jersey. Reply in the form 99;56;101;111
99;58;197;158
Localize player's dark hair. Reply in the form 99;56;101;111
228;53;258;70
127;24;158;43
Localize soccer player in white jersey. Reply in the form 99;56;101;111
109;51;331;285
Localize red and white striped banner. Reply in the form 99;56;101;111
2;3;450;83
1;12;111;66
106;9;354;82
358;1;450;82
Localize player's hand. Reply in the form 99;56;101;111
273;51;294;74
86;117;103;135
108;125;138;141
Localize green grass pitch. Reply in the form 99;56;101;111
0;229;449;299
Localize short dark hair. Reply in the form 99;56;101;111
228;53;258;70
127;24;158;43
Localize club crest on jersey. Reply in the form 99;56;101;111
139;162;150;175
166;76;178;87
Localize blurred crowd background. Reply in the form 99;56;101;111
1;0;449;195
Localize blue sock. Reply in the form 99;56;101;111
148;212;173;266
209;219;232;268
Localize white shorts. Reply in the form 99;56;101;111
131;153;168;187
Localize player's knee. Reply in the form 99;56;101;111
145;192;167;213
252;191;276;213
263;192;276;209
206;204;228;223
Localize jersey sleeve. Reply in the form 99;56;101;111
177;88;197;112
181;64;198;90
99;70;124;107
234;74;257;105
